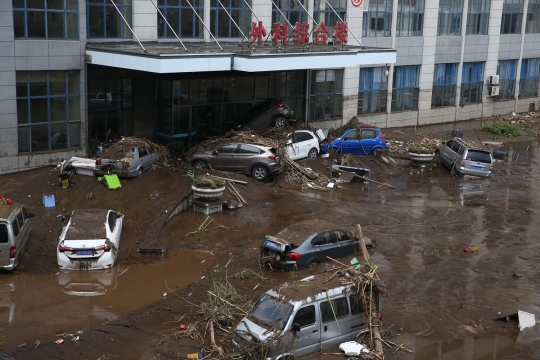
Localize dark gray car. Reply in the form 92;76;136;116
261;220;367;271
189;143;284;181
236;98;296;131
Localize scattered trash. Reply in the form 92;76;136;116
463;247;478;252
34;340;40;349
98;174;122;190
0;196;13;205
149;190;159;200
519;256;528;260
163;292;167;297
76;331;83;335
186;352;204;359
233;269;268;282
339;341;369;356
493;150;508;159
118;267;129;276
299;275;315;282
54;339;64;345
513;270;524;279
327;182;335;188
17;343;26;348
42;194;55;207
518;310;535;331
350;257;361;270
179;324;189;331
201;259;206;263
452;129;464;137
71;336;79;342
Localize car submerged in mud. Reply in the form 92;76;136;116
260;220;369;271
57;209;124;271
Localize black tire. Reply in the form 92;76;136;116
274;116;287;127
193;160;208;169
252;165;269;181
307;148;318;159
137;168;143;177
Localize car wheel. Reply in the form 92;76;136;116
137;168;143;177
252;165;268;181
193;160;208;169
307;148;318;158
274;116;287;127
308;261;319;268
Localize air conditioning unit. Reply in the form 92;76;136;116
488;86;500;97
488;75;499;85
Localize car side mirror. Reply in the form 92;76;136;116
213;150;219;155
287;139;293;145
292;323;301;332
28;213;35;218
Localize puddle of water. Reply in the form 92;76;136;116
0;249;210;351
393;333;516;360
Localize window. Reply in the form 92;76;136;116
438;0;464;35
314;0;346;35
363;0;392;37
238;144;261;154
138;146;148;157
87;0;132;39
210;0;251;38
158;0;203;39
311;231;335;246
108;211;117;232
526;0;540;33
392;66;420;111
466;150;492;163
88;79;133;143
320;297;349;322
461;62;484;105
520;59;540;97
344;129;357;139
17;71;81;153
218;144;237;153
17;213;25;228
349;294;364;315
397;0;425;37
274;72;306;121
432;63;458;108
13;0;78;39
310;70;343;120
295;131;314;142
358;67;387;114
361;129;377;139
501;0;524;34
292;306;316;328
498;60;518;99
0;224;7;244
12;217;20;237
272;0;306;26
466;0;490;35
335;230;353;241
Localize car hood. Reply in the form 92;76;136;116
235;317;276;343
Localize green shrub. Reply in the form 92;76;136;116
193;176;225;189
481;121;522;137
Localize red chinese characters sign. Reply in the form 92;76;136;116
250;21;267;45
250;21;349;46
293;22;310;44
314;22;328;45
334;21;348;44
272;22;288;46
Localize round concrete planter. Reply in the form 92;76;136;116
408;153;435;163
192;185;225;199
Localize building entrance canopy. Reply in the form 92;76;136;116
85;43;396;74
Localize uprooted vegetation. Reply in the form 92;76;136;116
482;120;523;137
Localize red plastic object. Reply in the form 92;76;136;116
179;324;189;331
0;196;13;205
463;247;472;253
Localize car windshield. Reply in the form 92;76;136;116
250;294;293;330
466;150;492;163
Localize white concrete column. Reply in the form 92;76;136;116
251;0;272;31
342;67;360;122
346;0;364;45
481;0;503;117
417;0;440;125
384;0;398;127
455;0;470;120
514;0;529;108
132;0;158;41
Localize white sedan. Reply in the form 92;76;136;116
286;130;325;160
57;209;124;271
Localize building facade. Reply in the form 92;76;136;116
0;0;539;175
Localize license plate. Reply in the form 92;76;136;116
77;250;93;256
263;241;281;251
471;165;483;170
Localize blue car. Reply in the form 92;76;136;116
320;127;387;155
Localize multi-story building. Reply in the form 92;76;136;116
0;0;539;175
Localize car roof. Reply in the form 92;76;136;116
266;272;352;303
449;138;488;152
64;209;110;240
224;143;271;151
274;219;354;243
0;203;25;221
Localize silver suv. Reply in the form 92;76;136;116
436;138;493;178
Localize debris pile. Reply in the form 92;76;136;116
98;136;174;165
387;136;442;155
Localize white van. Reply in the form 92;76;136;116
234;275;382;359
0;203;35;271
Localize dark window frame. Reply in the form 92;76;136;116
501;0;524;35
397;0;425;37
320;297;350;323
210;0;252;38
310;69;343;120
466;0;491;35
158;0;204;39
438;0;464;36
363;0;393;37
314;0;347;36
392;65;420;111
432;63;458;108
0;223;8;244
292;305;316;328
358;67;388;115
497;59;518;99
526;0;540;33
87;0;133;39
461;62;485;105
13;0;78;40
519;58;540;97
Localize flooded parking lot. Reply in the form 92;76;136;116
2;137;540;359
0;250;210;352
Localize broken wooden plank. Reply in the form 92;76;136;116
206;174;248;185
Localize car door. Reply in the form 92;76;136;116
296;131;316;158
0;222;11;266
311;232;340;262
291;305;320;357
17;210;30;252
208;144;238;171
286;133;300;160
441;140;455;167
235;144;262;172
107;211;121;249
320;296;350;348
360;129;378;154
339;294;367;343
340;130;359;154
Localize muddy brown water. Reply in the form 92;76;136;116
3;138;540;359
0;250;210;352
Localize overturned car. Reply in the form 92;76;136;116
261;220;370;271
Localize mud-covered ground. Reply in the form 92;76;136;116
2;119;540;359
